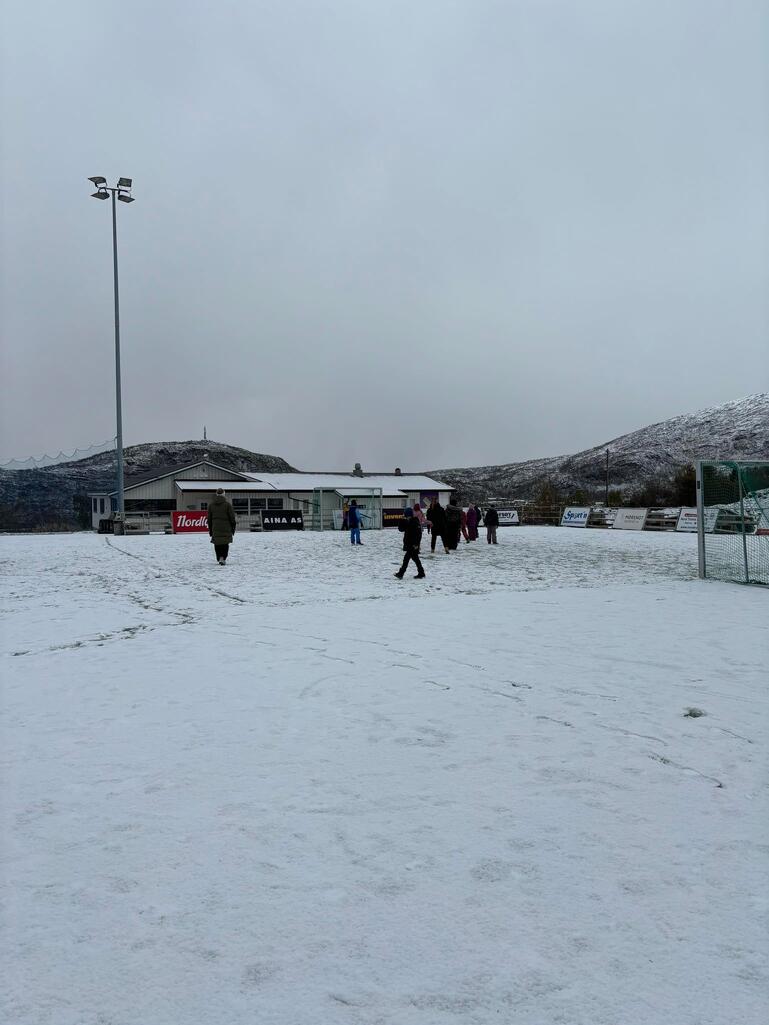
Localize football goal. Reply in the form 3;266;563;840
697;461;769;585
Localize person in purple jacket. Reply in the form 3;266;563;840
466;504;479;541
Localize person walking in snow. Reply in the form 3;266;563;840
348;500;364;545
394;507;425;579
484;504;499;544
413;502;426;527
466;504;478;542
426;497;448;553
207;487;237;564
444;498;462;551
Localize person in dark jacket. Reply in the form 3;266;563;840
348;500;364;545
444;498;462;551
394;507;425;579
207;488;237;564
484;504;500;544
426;498;448;553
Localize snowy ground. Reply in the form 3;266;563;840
2;528;767;1025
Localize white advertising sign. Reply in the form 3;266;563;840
613;508;648;530
561;507;591;527
676;508;698;532
703;507;720;533
497;509;520;526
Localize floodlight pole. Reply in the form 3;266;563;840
111;189;125;520
89;177;133;521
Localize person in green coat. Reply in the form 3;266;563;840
206;488;237;564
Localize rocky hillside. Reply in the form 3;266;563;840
0;441;295;530
432;394;769;501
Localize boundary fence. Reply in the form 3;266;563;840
697;460;768;586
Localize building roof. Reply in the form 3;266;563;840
91;459;251;497
240;472;453;492
96;467;453;498
175;479;426;498
175;480;279;493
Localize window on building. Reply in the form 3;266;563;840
251;498;267;510
99;499;105;514
232;498;248;512
92;498;98;512
200;503;208;511
267;498;284;510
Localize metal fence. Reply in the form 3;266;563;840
697;461;769;585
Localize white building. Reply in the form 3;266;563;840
89;460;453;532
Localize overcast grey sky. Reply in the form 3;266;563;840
1;0;767;470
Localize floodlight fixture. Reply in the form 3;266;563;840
88;175;107;185
91;190;110;199
117;194;135;203
117;177;132;188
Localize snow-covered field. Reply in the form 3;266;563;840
2;528;767;1025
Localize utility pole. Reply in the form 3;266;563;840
605;449;610;506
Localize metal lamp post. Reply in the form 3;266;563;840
88;176;135;524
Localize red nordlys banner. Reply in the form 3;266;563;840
172;511;209;533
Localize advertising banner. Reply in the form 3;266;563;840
561;507;591;527
613;508;648;530
497;510;520;526
382;508;405;528
261;510;304;531
172;511;209;533
676;508;698;532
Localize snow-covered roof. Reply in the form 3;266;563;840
239;472;453;492
174;479;415;497
102;470;452;498
92;460;251;497
175;480;279;493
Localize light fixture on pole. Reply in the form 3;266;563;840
88;176;135;529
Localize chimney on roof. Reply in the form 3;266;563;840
394;467;401;475
353;462;363;477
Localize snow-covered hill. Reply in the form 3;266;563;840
432;394;769;500
0;441;295;530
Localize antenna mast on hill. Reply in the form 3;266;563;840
203;425;207;441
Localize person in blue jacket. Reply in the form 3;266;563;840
348;500;364;545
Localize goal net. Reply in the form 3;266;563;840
697;461;769;585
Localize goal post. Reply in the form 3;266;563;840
697;460;769;585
